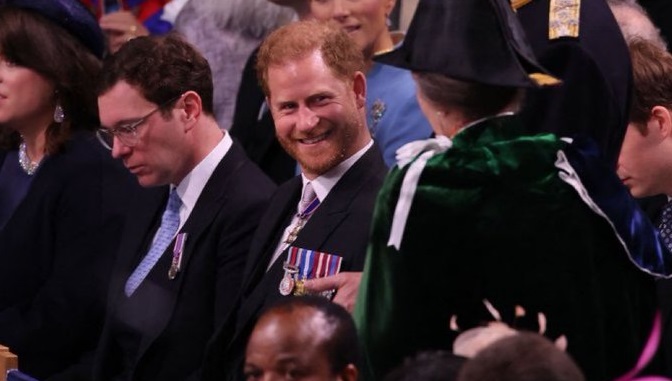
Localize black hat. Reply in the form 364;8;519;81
1;0;105;59
376;0;559;88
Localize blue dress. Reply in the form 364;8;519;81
366;62;433;166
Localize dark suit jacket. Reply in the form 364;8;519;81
0;132;137;380
93;142;275;381
201;145;387;381
639;194;672;375
517;0;632;168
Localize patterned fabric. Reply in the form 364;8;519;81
660;201;672;253
298;182;316;214
125;189;182;296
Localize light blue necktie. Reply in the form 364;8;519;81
125;189;182;297
659;201;672;253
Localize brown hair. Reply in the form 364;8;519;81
256;20;365;97
413;72;523;122
628;38;672;128
98;33;214;116
0;6;101;152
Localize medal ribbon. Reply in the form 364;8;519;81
286;247;343;280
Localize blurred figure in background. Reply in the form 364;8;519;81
515;0;632;168
173;0;294;130
80;0;178;53
0;0;136;379
456;333;585;381
608;0;667;49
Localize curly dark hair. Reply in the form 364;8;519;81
98;33;214;116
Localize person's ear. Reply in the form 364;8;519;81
649;105;672;141
352;71;367;109
384;0;397;23
180;91;202;131
338;364;358;381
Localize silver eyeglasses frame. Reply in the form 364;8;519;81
96;94;184;150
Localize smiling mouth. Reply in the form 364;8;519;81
343;25;360;33
299;132;329;145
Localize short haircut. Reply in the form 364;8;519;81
413;72;523;122
384;350;467;381
628;38;672;127
259;296;361;374
0;6;101;152
456;333;585;381
98;33;214;115
256;20;365;97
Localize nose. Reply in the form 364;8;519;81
332;0;349;21
111;136;131;159
296;106;319;131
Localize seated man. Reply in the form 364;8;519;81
618;38;672;374
244;296;359;381
201;20;387;381
93;34;275;380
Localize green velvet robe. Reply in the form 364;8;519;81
355;115;658;381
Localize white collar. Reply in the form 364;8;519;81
301;140;374;202
173;131;232;227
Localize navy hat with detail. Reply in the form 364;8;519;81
0;0;105;59
376;0;559;88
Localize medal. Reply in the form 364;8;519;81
293;279;307;296
168;232;187;280
279;262;298;296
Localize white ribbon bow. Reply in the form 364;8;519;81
388;136;453;250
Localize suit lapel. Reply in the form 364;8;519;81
107;186;166;313
134;143;248;360
292;145;381;251
239;179;301;296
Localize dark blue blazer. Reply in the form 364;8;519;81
0;132;137;379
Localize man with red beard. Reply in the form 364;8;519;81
201;20;386;381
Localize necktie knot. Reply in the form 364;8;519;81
299;182;317;214
165;188;183;214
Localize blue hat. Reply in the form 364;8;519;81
376;0;559;88
1;0;105;59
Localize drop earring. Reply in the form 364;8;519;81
53;101;65;123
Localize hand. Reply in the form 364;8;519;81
303;272;362;313
99;11;149;53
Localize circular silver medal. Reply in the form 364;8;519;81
278;275;295;296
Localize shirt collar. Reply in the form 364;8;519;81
173;131;232;222
301;140;374;202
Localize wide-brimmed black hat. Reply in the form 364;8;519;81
376;0;559;87
0;0;105;59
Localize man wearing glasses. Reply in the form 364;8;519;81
92;34;275;381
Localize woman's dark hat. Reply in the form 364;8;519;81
376;0;559;87
0;0;105;59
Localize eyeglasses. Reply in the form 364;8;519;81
96;94;183;150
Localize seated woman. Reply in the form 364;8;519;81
0;0;136;378
354;0;671;380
